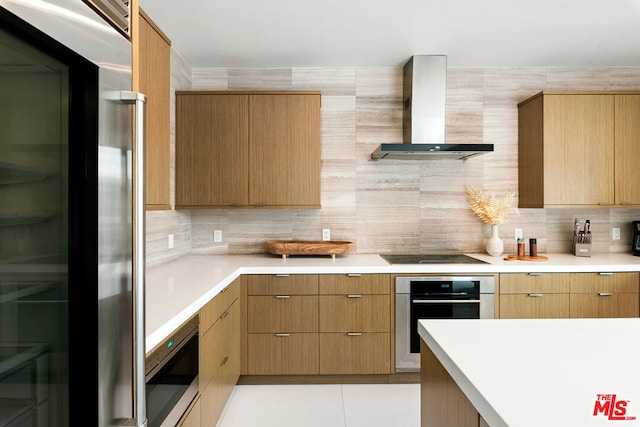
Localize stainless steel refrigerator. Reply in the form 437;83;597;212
0;1;147;426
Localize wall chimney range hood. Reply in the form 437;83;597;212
370;55;493;160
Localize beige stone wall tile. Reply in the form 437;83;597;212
292;68;356;95
191;68;228;90
228;69;292;90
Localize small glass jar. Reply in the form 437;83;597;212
517;238;525;257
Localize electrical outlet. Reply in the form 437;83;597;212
322;228;331;241
214;230;222;243
168;234;174;249
514;228;523;240
612;228;621;240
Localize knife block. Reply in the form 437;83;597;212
573;234;591;257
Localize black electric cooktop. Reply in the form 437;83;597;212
380;254;488;264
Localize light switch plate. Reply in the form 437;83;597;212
168;234;174;249
322;229;331;241
214;230;222;243
514;228;523;240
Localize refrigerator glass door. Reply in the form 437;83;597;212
0;1;134;425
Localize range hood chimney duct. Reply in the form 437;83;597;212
371;55;493;160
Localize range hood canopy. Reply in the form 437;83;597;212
371;55;493;160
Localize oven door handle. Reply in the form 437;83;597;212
412;299;481;304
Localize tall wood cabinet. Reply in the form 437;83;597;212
133;8;171;209
517;91;640;208
175;91;321;209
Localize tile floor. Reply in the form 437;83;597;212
217;383;420;427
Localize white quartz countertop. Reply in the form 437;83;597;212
418;318;640;426
145;252;640;352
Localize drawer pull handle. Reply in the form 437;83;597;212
347;273;362;277
275;295;290;299
220;286;229;293
220;356;229;367
220;310;230;320
347;294;362;298
276;333;290;337
528;293;544;297
347;333;362;336
528;273;543;276
598;272;614;276
598;292;614;296
276;274;290;277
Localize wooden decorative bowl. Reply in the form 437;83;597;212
265;240;354;260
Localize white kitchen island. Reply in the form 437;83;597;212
418;318;640;427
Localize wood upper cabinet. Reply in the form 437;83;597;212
133;9;171;210
614;95;640;205
517;91;640;208
175;91;321;209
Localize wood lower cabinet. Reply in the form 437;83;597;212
318;274;391;375
569;272;639;318
247;333;319;375
243;273;392;376
200;279;240;426
177;396;200;427
500;272;639;319
176;91;321;209
499;273;570;319
246;275;320;375
319;332;390;375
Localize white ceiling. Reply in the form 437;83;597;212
139;0;640;68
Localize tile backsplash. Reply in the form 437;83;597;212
146;51;640;267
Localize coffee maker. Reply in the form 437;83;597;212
633;221;640;256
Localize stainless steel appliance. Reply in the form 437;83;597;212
633;221;640;256
145;316;199;427
395;275;495;371
0;1;147;426
370;55;493;160
381;253;489;265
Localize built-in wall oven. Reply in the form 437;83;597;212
395;276;495;371
145;315;199;427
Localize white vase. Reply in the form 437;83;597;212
486;224;504;257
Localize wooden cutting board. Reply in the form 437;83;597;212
265;240;354;259
503;254;549;261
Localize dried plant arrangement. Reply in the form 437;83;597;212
465;186;518;225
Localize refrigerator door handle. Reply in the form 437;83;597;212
120;90;148;427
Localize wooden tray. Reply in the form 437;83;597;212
503;254;549;262
265;240;354;260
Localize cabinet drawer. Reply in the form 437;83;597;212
319;274;390;295
247;333;319;375
570;293;639;318
319;332;390;375
200;299;240;392
499;294;569;319
200;279;240;334
500;273;570;294
319;295;390;332
177;395;200;427
247;274;318;295
569;272;639;293
247;295;318;333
